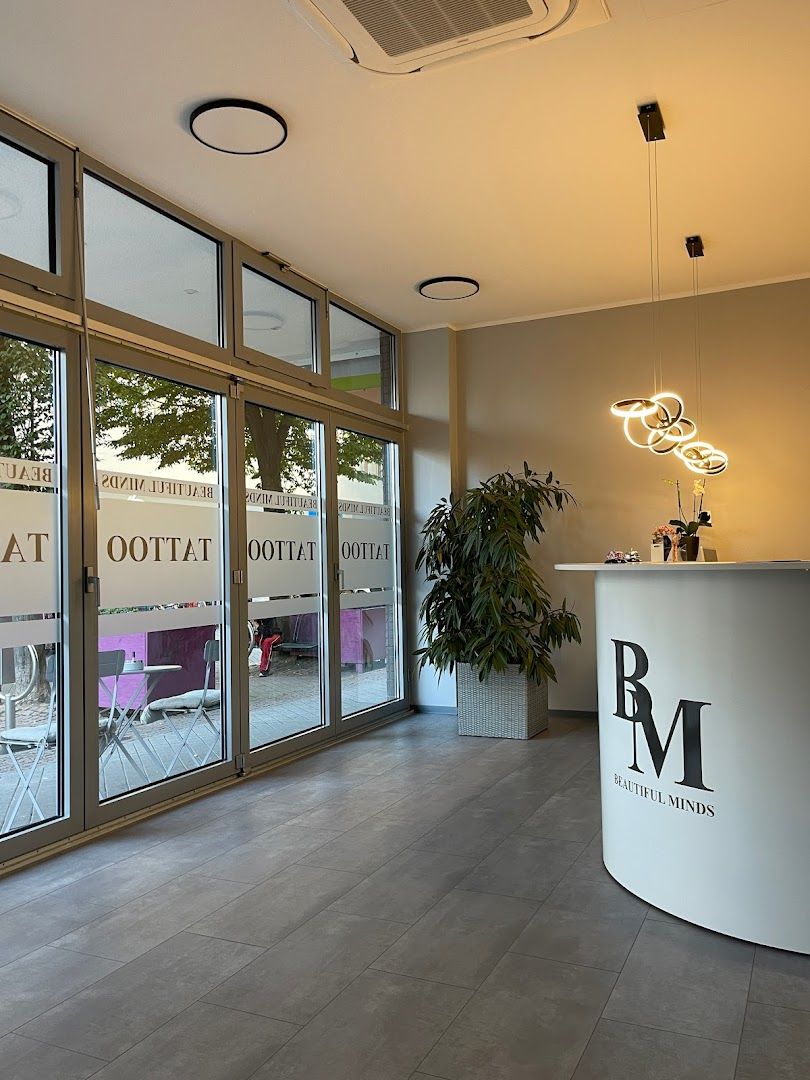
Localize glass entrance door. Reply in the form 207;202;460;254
334;425;403;723
0;327;74;847
89;352;235;817
243;399;329;755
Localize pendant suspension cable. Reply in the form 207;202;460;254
647;136;657;394
653;139;663;395
699;257;704;429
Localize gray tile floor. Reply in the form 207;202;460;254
0;658;390;830
0;712;808;1079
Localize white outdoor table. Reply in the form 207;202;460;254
556;561;810;954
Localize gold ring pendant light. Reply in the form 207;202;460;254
610;104;727;475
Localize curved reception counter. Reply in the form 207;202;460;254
556;562;810;954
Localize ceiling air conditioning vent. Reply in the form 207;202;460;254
286;0;610;73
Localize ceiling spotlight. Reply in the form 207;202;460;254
0;189;22;219
417;276;479;300
189;99;288;155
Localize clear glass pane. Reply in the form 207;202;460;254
330;305;395;407
0;138;53;272
0;333;62;836
94;362;226;800
242;266;316;371
84;175;221;345
336;429;401;717
245;403;325;748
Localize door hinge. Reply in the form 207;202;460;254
229;380;243;399
232;569;244;585
235;754;247;775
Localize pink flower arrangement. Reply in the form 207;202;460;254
651;523;677;542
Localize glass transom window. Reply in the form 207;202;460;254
241;265;316;371
0;137;54;273
83;174;221;345
329;304;395;407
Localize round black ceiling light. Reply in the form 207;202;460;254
417;276;480;300
189;99;288;155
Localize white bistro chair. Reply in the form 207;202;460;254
143;639;222;775
96;649;135;795
0;652;58;831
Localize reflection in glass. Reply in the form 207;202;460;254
94;362;226;800
330;305;395;407
0;138;53;272
0;333;62;835
84;174;221;344
245;403;325;748
242;267;316;370
336;429;401;716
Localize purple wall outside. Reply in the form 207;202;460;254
292;608;387;663
98;625;214;706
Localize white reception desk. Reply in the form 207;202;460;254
556;561;810;954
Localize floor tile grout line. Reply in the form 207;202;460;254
407;967;478;1079
744;997;810;1016
84;992;304;1077
596;1012;749;1047
2;1030;111;1075
506;946;629;976
734;943;757;1080
584;878;653;1078
588;1014;743;1048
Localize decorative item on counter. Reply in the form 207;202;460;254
665;477;712;561
651;523;677;562
605;550;624;563
626;549;641;563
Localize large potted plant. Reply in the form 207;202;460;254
416;465;581;738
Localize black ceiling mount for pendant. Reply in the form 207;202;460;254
685;235;705;258
638;102;666;142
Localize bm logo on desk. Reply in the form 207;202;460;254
612;640;715;817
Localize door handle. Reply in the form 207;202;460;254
84;566;101;605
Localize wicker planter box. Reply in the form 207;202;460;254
456;662;548;739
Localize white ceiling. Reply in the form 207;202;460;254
0;0;808;332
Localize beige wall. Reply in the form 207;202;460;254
404;327;458;710
458;278;810;711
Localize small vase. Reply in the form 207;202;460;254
683;535;700;561
670;536;680;562
662;536;672;562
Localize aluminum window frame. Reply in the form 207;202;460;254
232;242;330;392
234;383;336;771
0;309;84;861
82;337;242;829
0;112;76;304
79;157;235;366
327;412;409;732
327;293;402;418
